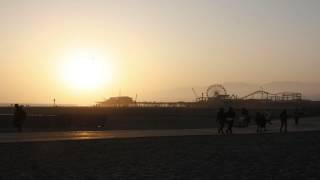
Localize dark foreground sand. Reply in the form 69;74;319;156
1;132;320;180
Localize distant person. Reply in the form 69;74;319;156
13;104;26;132
13;104;20;131
255;112;262;133
255;112;267;133
226;107;236;135
264;111;273;125
294;108;301;125
216;108;226;134
260;112;267;132
280;109;288;133
241;108;250;127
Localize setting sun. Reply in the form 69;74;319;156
59;49;112;91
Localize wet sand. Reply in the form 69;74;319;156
1;131;320;179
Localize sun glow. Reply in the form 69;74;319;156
59;49;112;91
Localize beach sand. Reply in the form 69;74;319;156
1;131;320;179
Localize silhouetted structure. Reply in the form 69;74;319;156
192;84;303;110
97;96;135;107
241;90;302;101
195;84;230;102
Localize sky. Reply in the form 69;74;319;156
0;0;320;105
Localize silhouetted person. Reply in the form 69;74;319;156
294;108;301;125
260;112;267;132
216;108;226;134
264;111;273;125
13;104;20;131
13;104;26;132
255;112;267;133
255;112;262;133
226;107;236;135
280;109;288;133
241;108;250;127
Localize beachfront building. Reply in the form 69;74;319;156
97;96;135;107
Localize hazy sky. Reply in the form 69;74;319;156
0;0;320;105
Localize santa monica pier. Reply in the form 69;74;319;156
0;84;319;132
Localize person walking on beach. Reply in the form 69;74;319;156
241;108;250;127
264;111;273;125
260;112;267;132
255;112;263;133
216;108;226;134
255;112;261;133
294;108;301;125
13;104;26;132
13;104;20;131
226;107;236;135
280;109;288;133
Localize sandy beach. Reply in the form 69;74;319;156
1;131;320;179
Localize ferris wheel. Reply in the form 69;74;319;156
206;84;227;98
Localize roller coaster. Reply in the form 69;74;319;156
194;84;302;102
241;90;302;101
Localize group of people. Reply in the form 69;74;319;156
13;104;26;132
255;111;272;133
216;107;300;135
216;107;236;135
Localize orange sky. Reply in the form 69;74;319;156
0;0;320;105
